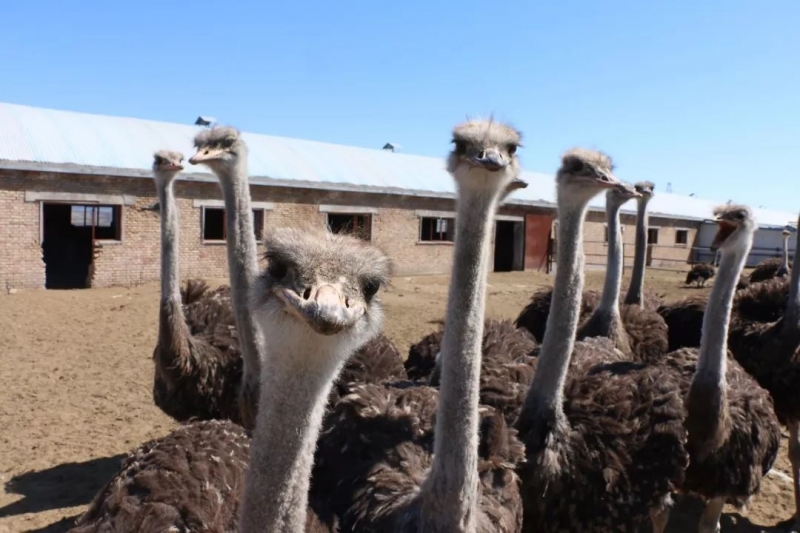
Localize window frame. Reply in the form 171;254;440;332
69;204;123;241
647;227;660;245
418;216;456;243
674;228;689;247
325;212;373;241
201;206;267;244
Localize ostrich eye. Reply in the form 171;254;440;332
507;144;517;156
453;140;467;156
564;157;584;174
268;259;289;281
155;156;164;165
362;278;380;299
221;138;235;149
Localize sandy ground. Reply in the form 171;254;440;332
0;269;796;532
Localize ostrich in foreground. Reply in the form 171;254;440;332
749;227;793;283
188;127;266;429
150;150;244;424
659;204;780;533
576;180;669;362
72;227;389;533
516;148;688;533
312;119;528;532
685;262;715;287
728;213;800;533
623;180;663;308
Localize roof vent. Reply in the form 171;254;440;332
382;142;401;152
195;116;217;127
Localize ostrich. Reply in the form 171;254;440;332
516;148;688;533
72;227;390;533
623;180;664;309
311;119;528;532
749;227;793;283
149;150;244;425
659;204;780;533
728;213;800;533
576;180;669;362
188;127;266;429
685;263;715;287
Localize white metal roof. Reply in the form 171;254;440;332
0;101;795;227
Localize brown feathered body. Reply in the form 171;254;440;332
749;257;792;283
685;263;715;287
658;349;781;506
733;277;789;324
658;295;708;351
311;382;524;532
516;287;662;344
728;317;800;425
405;319;537;424
516;338;689;532
70;420;251;533
576;304;669;363
328;333;408;406
153;280;245;425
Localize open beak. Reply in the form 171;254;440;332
277;283;364;335
469;148;507;171
592;170;620;189
189;147;224;165
614;183;641;197
710;219;737;251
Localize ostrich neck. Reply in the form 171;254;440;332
240;338;346;533
694;241;749;384
598;201;625;314
784;221;800;334
421;188;499;530
782;235;791;270
216;161;265;377
523;197;590;422
624;198;650;305
157;178;181;304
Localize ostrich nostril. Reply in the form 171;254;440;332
345;297;351;308
303;287;312;300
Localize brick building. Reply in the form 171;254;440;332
0;102;794;290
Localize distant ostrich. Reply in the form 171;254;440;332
623;180;664;309
728;213;800;533
311;119;528;532
576;180;669;362
685;262;715;287
748;227;793;283
149;151;244;425
659;204;780;533
72;227;390;533
516;148;688;533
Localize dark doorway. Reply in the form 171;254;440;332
42;204;120;289
494;220;524;272
327;214;372;240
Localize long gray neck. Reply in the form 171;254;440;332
694;241;749;383
784;219;800;333
156;177;181;304
598;200;625;314
216;161;265;381
420;187;500;531
782;234;791;271
523;195;591;422
239;337;347;533
624;197;650;305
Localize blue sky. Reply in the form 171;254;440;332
2;1;798;211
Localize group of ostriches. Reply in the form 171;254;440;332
67;120;800;533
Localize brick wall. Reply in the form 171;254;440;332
0;168;699;290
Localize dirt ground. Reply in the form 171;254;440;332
0;268;796;532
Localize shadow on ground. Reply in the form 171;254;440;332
1;454;125;520
665;496;790;532
20;516;79;533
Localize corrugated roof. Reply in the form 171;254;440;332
0;101;795;228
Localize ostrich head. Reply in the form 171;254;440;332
607;181;641;206
188;126;248;174
152;150;184;185
557;148;621;203
447;119;527;197
710;204;757;253
782;228;792;238
634;180;655;200
251;227;392;361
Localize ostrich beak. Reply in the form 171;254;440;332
278;283;365;335
469;148;507;171
165;163;184;171
189;147;225;164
